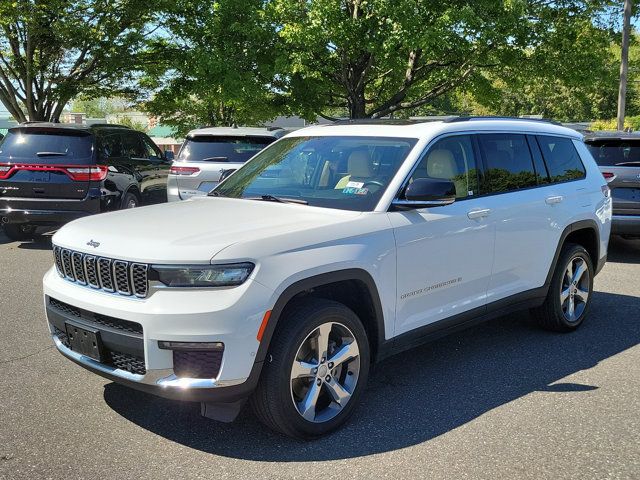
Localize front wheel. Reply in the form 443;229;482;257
251;298;370;439
531;243;594;332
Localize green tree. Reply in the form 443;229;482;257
271;0;617;119
0;0;160;122
141;0;285;136
69;97;130;118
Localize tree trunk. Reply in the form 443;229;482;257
617;0;632;131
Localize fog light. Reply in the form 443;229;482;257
158;341;224;351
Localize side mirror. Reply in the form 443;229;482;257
164;150;175;161
393;178;456;209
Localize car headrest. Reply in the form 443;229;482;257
348;150;373;178
426;149;457;179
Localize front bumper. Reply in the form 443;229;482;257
611;214;640;236
43;266;274;403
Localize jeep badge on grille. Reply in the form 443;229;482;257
86;240;100;248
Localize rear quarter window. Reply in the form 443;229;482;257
536;135;586;182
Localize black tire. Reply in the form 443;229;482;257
2;224;37;241
121;192;139;209
531;243;594;332
250;298;370;440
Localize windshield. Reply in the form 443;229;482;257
586;139;640;166
0;129;94;164
213;136;418;211
177;135;275;163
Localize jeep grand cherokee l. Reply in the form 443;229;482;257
585;131;640;238
0;123;170;241
167;126;283;201
43;118;611;439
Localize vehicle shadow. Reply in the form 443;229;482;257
607;235;640;264
104;290;640;460
0;228;54;249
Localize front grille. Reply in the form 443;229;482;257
53;246;148;298
51;325;146;375
173;349;224;379
49;297;143;335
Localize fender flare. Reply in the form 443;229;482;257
254;268;385;364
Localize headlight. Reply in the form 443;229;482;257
151;263;254;287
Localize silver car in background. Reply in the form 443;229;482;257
167;126;284;201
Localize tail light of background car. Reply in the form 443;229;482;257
170;166;200;176
0;163;108;181
601;172;616;182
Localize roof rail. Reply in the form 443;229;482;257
88;123;132;129
444;116;561;126
331;118;423;126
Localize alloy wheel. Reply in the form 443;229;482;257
289;321;360;423
560;256;590;322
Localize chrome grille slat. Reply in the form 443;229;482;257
113;260;132;296
71;252;86;285
52;246;148;298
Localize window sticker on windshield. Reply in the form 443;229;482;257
343;186;369;195
346;181;364;188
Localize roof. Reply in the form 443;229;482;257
186;126;284;138
285;118;582;140
8;122;132;133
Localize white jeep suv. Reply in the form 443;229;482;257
43;118;611;439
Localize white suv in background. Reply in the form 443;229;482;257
43;118;611;439
167;126;284;201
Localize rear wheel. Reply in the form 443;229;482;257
531;243;593;332
121;192;139;209
2;224;37;241
251;298;369;439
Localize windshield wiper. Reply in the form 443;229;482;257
246;194;308;205
614;161;640;166
36;151;67;156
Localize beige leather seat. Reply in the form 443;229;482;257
335;150;374;189
425;149;465;197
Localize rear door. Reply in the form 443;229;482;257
174;135;275;198
0;127;95;200
586;139;640;215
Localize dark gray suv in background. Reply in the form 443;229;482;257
585;132;640;238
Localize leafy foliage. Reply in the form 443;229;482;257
0;0;161;122
270;0;618;119
140;0;287;137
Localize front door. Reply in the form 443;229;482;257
388;134;495;336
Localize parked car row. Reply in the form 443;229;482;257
0;123;282;240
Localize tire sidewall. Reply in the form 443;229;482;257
268;301;370;438
122;192;139;209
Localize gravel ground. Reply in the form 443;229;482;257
0;230;638;480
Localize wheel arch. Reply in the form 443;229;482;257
256;269;386;365
545;219;601;287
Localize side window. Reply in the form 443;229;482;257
478;133;537;193
97;133;122;161
121;132;145;159
536;135;586;183
140;134;162;160
408;135;479;199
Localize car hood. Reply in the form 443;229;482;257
52;197;363;263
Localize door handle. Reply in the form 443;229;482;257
467;208;491;219
545;195;564;205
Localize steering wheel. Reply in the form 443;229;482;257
362;180;385;189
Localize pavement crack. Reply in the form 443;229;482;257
0;345;54;365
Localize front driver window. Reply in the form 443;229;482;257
409;135;479;199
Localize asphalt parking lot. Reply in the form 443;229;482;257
0;230;639;480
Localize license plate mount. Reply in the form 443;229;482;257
65;322;105;362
